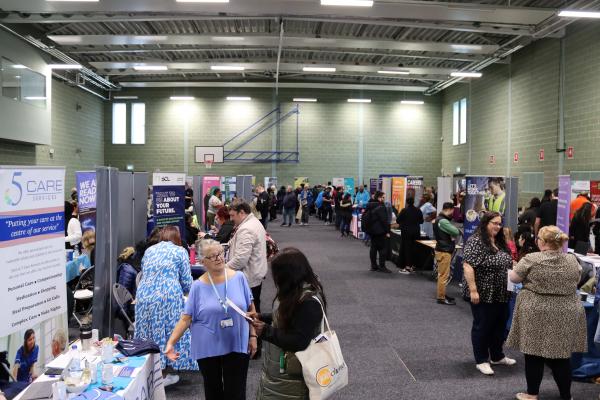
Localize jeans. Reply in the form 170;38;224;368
524;354;571;399
370;234;387;268
435;251;452;300
260;211;268;229
341;216;351;234
301;205;310;224
469;301;509;364
197;353;249;400
322;207;332;223
283;207;295;225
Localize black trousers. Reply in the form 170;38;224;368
469;302;509;364
399;231;419;268
251;284;262;313
197;353;249;400
370;234;387;268
322;207;332;222
524;354;572;399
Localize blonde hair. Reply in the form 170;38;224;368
82;230;96;250
503;227;513;243
538;225;569;250
118;246;135;262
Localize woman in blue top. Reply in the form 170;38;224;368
135;226;197;387
165;239;257;400
13;329;38;383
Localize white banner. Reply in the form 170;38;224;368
0;167;67;337
152;172;186;187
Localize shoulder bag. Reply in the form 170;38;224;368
295;296;348;400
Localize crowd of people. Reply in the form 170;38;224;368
53;178;600;400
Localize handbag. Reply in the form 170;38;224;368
295;296;348;400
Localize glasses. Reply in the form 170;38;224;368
205;251;224;261
489;221;502;227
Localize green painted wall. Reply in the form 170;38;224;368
103;88;443;188
0;80;105;191
442;21;600;207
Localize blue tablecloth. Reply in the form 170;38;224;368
66;254;92;282
191;264;205;280
571;301;600;380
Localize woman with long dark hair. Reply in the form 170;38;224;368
251;248;326;400
462;212;516;376
13;329;38;383
568;202;593;250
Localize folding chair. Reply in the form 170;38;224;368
113;283;135;339
73;266;95;327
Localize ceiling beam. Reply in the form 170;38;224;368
64;47;485;63
117;81;429;92
48;34;500;55
89;61;456;78
0;0;554;25
1;13;539;36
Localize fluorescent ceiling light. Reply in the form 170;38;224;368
46;0;99;2
113;96;139;100
450;71;482;78
211;65;245;71
12;64;27;69
558;10;600;18
170;96;195;101
303;66;336;72
401;100;424;105
293;98;317;102
134;65;168;71
227;96;251;101
24;96;47;100
321;0;374;7
211;36;245;42
377;70;410;75
48;64;82;70
133;36;168;42
177;0;229;2
347;99;371;103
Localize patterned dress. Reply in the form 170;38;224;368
135;241;198;370
506;251;587;359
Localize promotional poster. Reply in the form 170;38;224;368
75;171;97;233
294;177;309;189
264;177;278;190
332;178;344;189
463;176;506;241
557;175;571;251
406;176;424;202
202;176;222;225
369;178;378;195
343;178;355;197
0;167;69;377
221;176;237;204
391;177;407;213
152;172;186;240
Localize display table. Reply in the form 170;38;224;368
15;341;165;400
66;254;92;283
571;301;600;380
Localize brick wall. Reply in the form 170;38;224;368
104;88;443;188
0;80;105;191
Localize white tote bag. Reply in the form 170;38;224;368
295;296;348;400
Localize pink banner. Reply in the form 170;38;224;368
202;176;221;226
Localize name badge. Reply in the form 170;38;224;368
220;317;234;329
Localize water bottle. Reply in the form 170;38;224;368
68;345;82;379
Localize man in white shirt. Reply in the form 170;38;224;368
65;202;82;249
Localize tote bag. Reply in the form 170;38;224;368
295;296;348;400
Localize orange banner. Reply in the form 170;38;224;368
391;177;407;213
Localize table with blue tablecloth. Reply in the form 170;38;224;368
571;301;600;380
191;264;205;279
66;254;92;282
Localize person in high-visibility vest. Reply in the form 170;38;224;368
486;177;506;215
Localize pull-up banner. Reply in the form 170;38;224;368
75;171;97;233
152;172;186;240
0;167;68;372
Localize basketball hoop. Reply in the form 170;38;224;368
204;160;213;169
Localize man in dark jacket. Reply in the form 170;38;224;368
281;186;297;227
366;191;392;273
256;184;270;228
433;202;460;305
396;197;423;274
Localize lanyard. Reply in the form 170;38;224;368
207;271;228;314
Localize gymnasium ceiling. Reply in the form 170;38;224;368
1;0;599;97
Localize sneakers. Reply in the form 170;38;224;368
437;298;456;305
515;393;538;400
398;268;410;275
377;266;392;274
491;357;517;366
476;362;494;375
280;223;286;226
163;374;180;387
369;266;379;272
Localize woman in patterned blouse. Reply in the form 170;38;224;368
463;212;517;376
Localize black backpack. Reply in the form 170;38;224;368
361;207;376;235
